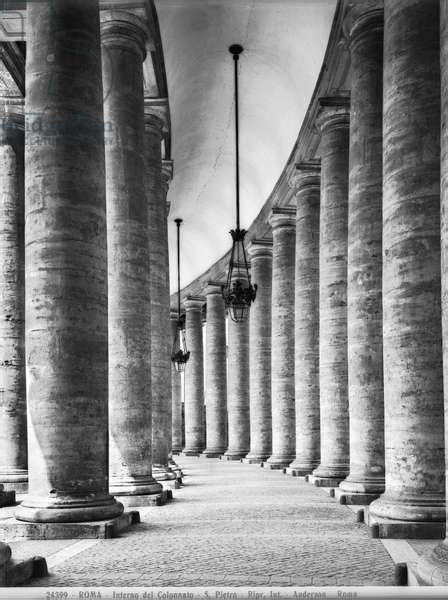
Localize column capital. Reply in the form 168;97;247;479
205;282;224;296
162;160;174;186
247;238;273;259
184;296;205;312
100;10;150;61
269;206;296;231
343;2;383;46
290;160;321;192
316;96;350;133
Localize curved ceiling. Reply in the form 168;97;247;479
154;0;337;292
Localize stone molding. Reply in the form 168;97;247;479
184;296;205;312
100;10;151;61
269;207;297;231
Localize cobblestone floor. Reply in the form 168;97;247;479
13;457;395;586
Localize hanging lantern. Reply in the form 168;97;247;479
171;218;190;372
222;44;257;323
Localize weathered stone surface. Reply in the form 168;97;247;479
170;313;183;454
184;297;205;454
102;10;161;501
203;283;227;457
0;541;47;586
312;97;350;486
369;0;445;531
266;207;296;469
288;162;320;476
224;296;250;460
339;4;385;502
0;111;27;491
245;240;273;463
16;0;122;524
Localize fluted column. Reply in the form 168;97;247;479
171;313;184;455
417;0;448;581
102;10;162;501
244;239;273;464
368;0;445;538
224;295;250;460
184;297;205;455
266;207;296;469
336;3;385;505
203;283;227;457
0;110;27;495
16;0;123;523
310;97;350;487
286;162;321;477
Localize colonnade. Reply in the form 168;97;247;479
0;0;177;543
175;1;448;584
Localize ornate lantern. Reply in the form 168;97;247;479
222;44;257;323
171;218;190;372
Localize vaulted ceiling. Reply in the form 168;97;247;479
155;0;337;292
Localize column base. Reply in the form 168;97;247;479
308;474;344;487
111;476;163;497
202;450;225;458
284;467;314;477
0;511;140;540
15;493;123;523
222;451;248;461
118;490;173;508
0;471;28;494
0;491;16;507
242;457;264;465
152;466;177;481
365;509;445;540
0;542;47;587
415;541;448;585
182;451;201;457
171;448;182;456
264;455;294;469
334;488;380;505
243;453;270;464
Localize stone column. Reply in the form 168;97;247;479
16;0;123;524
336;4;385;505
244;239;273;464
170;313;183;455
224;294;250;460
266;207;296;469
368;0;445;538
184;297;205;455
144;116;176;484
0;110;27;496
310;97;350;487
203;283;227;457
102;10;162;503
417;0;448;581
286;162;321;477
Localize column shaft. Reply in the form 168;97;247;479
266;207;296;469
203;284;227;457
102;11;161;498
16;0;122;522
417;0;448;580
184;297;205;455
288;163;321;476
338;6;385;503
311;98;350;486
0;112;27;490
224;310;250;459
145;116;172;470
369;0;445;534
245;240;273;464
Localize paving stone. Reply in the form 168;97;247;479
19;458;396;587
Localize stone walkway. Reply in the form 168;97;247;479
10;457;396;587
